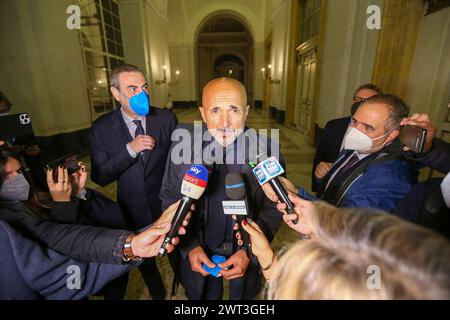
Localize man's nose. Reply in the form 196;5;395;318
221;113;229;128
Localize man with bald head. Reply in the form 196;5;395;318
160;78;284;300
199;78;249;147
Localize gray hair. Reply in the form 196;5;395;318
109;64;146;90
360;94;410;132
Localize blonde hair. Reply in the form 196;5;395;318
267;202;450;300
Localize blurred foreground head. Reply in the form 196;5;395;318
267;202;450;300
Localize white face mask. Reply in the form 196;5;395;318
343;127;391;152
0;173;30;201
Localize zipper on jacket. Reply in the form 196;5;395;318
336;173;363;206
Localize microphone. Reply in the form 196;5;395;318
223;173;251;257
249;156;298;225
158;164;209;256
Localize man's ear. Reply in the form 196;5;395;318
199;106;207;123
387;128;400;144
245;105;250;119
110;86;121;102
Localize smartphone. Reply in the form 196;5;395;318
0;113;34;140
400;125;427;153
45;154;81;182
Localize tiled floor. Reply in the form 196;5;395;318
85;106;315;300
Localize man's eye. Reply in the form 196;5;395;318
212;109;219;114
129;88;136;93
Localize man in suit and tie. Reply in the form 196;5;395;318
90;64;178;299
312;84;383;191
264;94;418;216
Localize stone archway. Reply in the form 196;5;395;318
213;54;245;82
196;14;254;104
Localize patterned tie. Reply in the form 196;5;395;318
132;119;148;164
205;162;230;250
133;119;145;137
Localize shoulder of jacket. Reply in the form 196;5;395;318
325;116;350;128
92;109;117;127
175;122;194;131
152;107;176;119
366;158;415;177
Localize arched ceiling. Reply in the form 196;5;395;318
197;15;252;46
167;0;268;45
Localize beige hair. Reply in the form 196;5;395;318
267;202;450;300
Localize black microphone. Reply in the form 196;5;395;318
158;164;209;256
249;158;298;225
224;173;251;257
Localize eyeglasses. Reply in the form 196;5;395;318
353;96;368;103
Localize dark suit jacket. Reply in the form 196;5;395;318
90;107;178;229
312;116;350;191
159;124;284;259
394;138;450;237
1;199;131;265
403;138;450;174
0;221;133;300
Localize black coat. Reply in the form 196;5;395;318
0;194;131;265
90;107;178;229
394;138;450;237
160;124;284;258
312;117;350;191
403;138;450;174
159;124;285;299
0;221;133;300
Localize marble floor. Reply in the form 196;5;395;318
84;106;316;300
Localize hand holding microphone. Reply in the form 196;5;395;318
158;164;209;256
250;156;298;224
223;173;251;258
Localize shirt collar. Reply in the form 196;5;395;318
120;107;145;125
353;151;370;161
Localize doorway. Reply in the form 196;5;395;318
196;14;253;104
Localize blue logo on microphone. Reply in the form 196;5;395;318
186;165;209;184
252;157;284;185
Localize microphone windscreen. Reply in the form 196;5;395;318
181;164;209;199
225;173;246;200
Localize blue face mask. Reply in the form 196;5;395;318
128;91;150;116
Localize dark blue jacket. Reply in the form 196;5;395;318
300;143;418;213
90;107;178;229
0;221;133;300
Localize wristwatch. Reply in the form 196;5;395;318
122;234;142;262
75;188;87;201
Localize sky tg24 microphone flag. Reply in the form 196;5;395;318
181;164;209;199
